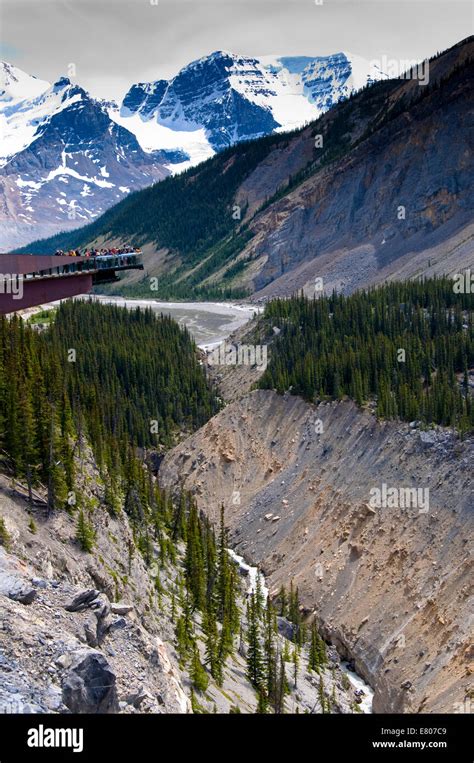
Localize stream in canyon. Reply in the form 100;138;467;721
99;296;375;713
227;548;374;713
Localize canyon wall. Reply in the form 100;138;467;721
160;389;473;713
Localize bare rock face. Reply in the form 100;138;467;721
62;650;119;714
0;466;190;715
160;389;473;714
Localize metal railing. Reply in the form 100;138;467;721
23;252;142;279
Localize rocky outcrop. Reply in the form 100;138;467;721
62;650;119;714
0;472;190;715
160;389;473;713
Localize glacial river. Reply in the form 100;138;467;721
85;296;261;349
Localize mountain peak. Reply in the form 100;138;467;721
0;46;389;249
0;60;50;102
53;76;71;89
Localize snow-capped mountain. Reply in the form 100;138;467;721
114;51;386;153
0;52;386;250
0;63;187;250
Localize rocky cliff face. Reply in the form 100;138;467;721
0;466;189;714
160;389;473;713
0;463;365;716
235;39;474;298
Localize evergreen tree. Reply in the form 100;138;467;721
184;500;205;610
292;647;300;689
246;594;265;689
75;510;95;552
190;644;209;693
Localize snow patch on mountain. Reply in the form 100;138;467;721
109;108;213;171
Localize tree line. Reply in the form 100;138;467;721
258;278;474;432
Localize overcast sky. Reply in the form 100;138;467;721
1;0;472;101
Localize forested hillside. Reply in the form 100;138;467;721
258;278;474;432
0;301;353;714
17;135;287;299
0;301;218;513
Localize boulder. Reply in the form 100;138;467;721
419;430;436;448
277;616;295;641
65;590;99;612
110;603;133;616
62;650;118;713
8;587;37;605
108;617;127;632
0;568;37;605
83;620;98;648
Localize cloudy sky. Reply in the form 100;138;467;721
1;0;472;101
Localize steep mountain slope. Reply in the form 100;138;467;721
0;51;384;251
0;470;190;714
160;389;473;714
22;37;473;299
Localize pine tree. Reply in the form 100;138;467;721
256;687;268;714
273;654;289;714
75;510;95;552
263;601;277;705
292;647;299;689
319;674;327;714
0;517;11;550
190;644;209;693
28;516;37;534
184;501;205;610
203;605;220;682
246;595;265;689
309;622;320;673
175;615;192;664
278;584;288;617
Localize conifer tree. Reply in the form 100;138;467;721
309;622;323;673
292;647;299;689
203;605;220;681
263;601;277;705
246;594;265;689
278;584;288;617
256;687;268;714
190;644;209;693
76;509;95;552
184;500;205;610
